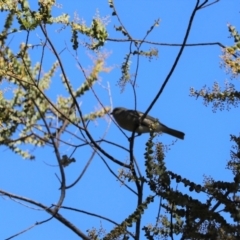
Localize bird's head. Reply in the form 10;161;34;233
111;107;126;117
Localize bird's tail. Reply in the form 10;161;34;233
159;124;185;140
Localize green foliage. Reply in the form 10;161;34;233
222;24;240;76
0;0;107;50
60;154;76;167
74;60;105;97
190;24;240;112
141;132;240;239
0;43;56;158
71;18;108;50
117;53;132;92
0;3;110;159
190;81;240;112
104;196;154;240
133;48;159;60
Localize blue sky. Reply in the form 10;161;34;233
1;1;240;239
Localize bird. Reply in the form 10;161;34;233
111;107;185;140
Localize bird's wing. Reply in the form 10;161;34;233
126;110;141;123
131;110;159;127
